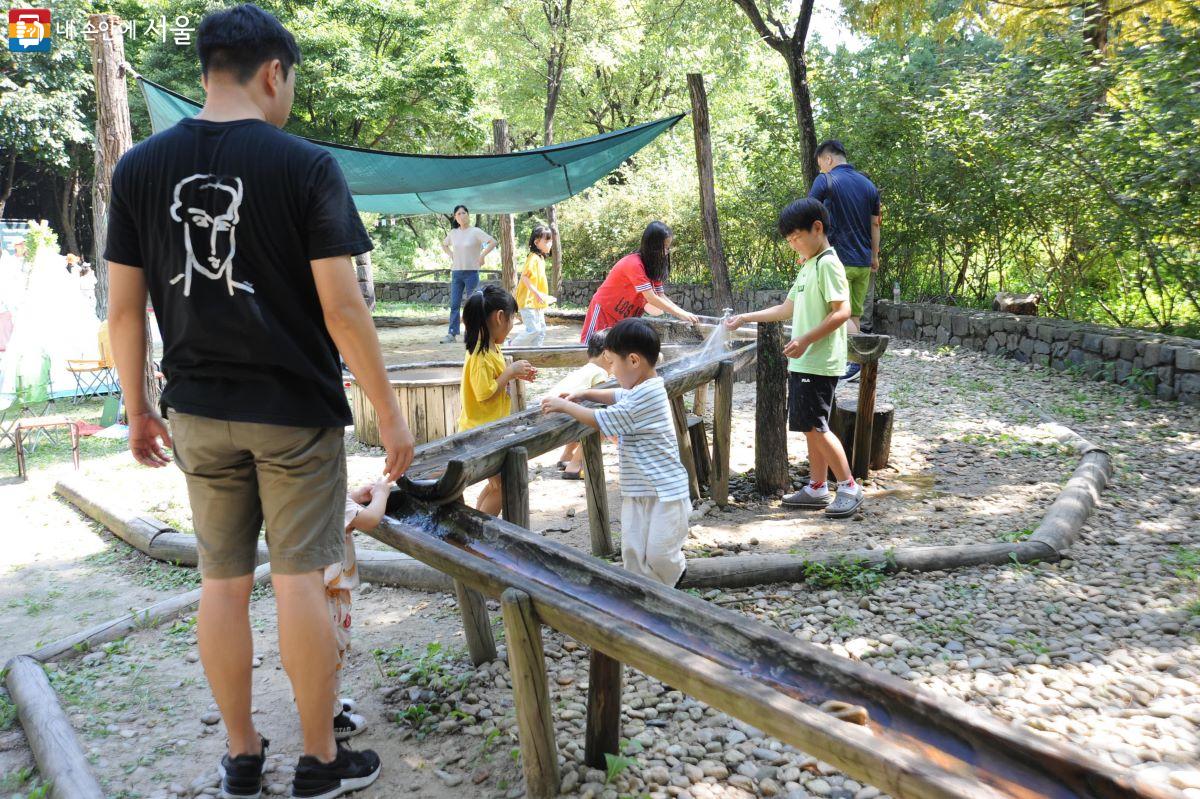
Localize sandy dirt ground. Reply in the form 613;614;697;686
2;321;1199;799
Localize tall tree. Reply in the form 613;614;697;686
729;0;819;186
501;0;575;293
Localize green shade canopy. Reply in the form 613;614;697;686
137;76;683;216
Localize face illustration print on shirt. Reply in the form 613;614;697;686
168;174;253;297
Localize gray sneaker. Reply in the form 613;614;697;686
781;489;831;509
825;487;864;518
440;333;457;343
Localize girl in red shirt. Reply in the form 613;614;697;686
581;221;698;342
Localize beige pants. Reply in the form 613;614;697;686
619;496;691;586
169;411;347;578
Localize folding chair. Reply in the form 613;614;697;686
66;321;118;404
0;355;58;452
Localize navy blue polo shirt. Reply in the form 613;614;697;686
808;163;880;267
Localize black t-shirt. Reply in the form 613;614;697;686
104;117;372;428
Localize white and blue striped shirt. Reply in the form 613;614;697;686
594;376;691;501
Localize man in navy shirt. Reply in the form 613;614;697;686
808;140;881;379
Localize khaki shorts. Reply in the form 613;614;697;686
844;266;872;317
170;411;347;579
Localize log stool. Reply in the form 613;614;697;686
15;416;81;480
830;392;894;472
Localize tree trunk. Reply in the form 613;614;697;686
493;119;517;292
784;53;819;189
755;322;791;495
0;150;16;219
91;14;158;409
686;74;734;311
56;167;81;258
89;13;133;320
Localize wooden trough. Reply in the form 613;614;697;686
368;493;1165;799
350;366;463;446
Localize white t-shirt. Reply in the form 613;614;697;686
443;226;495;272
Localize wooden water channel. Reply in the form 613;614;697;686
370;339;1165;799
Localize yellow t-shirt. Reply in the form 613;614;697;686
458;345;511;432
514;252;549;309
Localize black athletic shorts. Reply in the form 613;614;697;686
787;372;838;433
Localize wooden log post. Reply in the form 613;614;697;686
584;649;623;768
500;589;559;799
670;394;702;501
455;580;497;666
686;73;734;311
693;382;709;417
501;446;531;528
712;360;733;507
688;416;712;490
755;322;790;494
5;655;106;799
581;432;614;557
847;334;889;482
493;119;517;293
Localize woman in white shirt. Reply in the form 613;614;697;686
441;205;497;343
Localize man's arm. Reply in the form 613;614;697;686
312;255;413;481
870;214;881;272
108;262;172;467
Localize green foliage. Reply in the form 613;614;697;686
998;527;1034;543
799;556;890;593
0;689;17;731
0;767;51;797
1167;547;1200;582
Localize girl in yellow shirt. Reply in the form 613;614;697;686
458;285;537;515
511;225;556;347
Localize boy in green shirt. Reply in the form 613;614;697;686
726;198;864;518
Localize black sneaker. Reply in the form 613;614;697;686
218;736;268;798
292;744;381;798
333;710;367;740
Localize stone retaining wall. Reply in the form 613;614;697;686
871;300;1200;404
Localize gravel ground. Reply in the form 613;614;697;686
3;333;1199;799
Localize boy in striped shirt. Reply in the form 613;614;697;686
541;318;691;587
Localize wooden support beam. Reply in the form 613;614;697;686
500;447;530;528
493;119;517;293
584;649;623;768
851;360;879;481
5;655;105;799
500;589;559;799
688;416;712;490
712;360;733;507
692;381;709;417
755;322;790;494
506;343;690;369
580;432;613;557
670;394;702;501
455;580;496;665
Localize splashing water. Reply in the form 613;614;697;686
672;315;733;370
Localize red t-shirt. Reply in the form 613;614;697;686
581;253;663;341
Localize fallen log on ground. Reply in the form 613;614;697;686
54;476;453;593
4;656;105;799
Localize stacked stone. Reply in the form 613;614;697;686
874;300;1200;404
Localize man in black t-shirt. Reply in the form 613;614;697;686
105;6;412;796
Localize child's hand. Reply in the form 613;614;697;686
511;360;537;381
725;314;746;331
545;294;557;305
350;484;373;504
680;311;700;325
370;478;391;501
783;337;810;358
540;395;570;415
567;391;589;403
